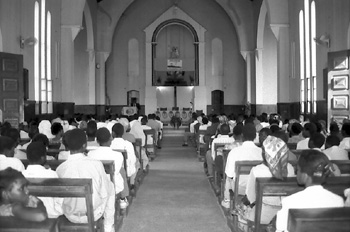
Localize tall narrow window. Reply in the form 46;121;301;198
300;0;317;115
34;0;52;114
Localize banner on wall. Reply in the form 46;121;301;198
167;59;182;70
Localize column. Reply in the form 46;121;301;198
95;51;110;105
240;50;256;104
87;49;96;104
270;24;290;103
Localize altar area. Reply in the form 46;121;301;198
156;107;192;126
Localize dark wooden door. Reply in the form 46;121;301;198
211;90;224;115
327;50;350;128
0;52;24;128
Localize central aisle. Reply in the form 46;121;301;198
120;128;230;232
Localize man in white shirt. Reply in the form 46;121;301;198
182;114;199;146
225;123;262;196
0;136;24;172
275;150;344;232
111;123;138;208
323;135;349;160
56;129;115;232
206;124;234;178
22;142;63;218
87;128;125;195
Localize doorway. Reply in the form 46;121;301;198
211;90;224;115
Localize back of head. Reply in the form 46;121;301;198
118;118;130;132
51;122;63;136
112;123;124;137
0;167;25;200
341;123;350;137
303;122;317;137
211;116;220;124
308;132;325;149
96;127;111;144
0;136;15;154
325;135;340;148
141;116;148;125
219;124;230;135
272;130;288;143
28;124;39;139
298;150;333;184
27;142;47;164
66;128;87;151
32;133;49;147
202;117;209;125
243;123;256;141
233;123;244;137
62;130;71;150
270;124;280;134
329;122;340;134
3;128;20;144
291;122;303;135
259;127;272;145
86;120;97;138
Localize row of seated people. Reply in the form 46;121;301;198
0;114;160;231
188;113;350;232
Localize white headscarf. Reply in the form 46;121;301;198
38;120;54;139
130;119;145;146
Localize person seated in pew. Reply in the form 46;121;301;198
141;116;155;154
206;124;235;178
56;129;115;232
118;117;136;143
57;130;71;160
323;135;349;160
238;135;295;225
339;123;350;150
49;122;64;150
308;133;341;176
32;133;55;161
87;128;125;195
0;167;48;221
129;115;149;168
19;123;39;151
0;136;24;172
198;117;209;145
22;142;63;218
86;120;99;149
275;150;345;232
223;123;262;204
3;127;27;160
111;123;138;209
296;122;317;150
287;122;304;144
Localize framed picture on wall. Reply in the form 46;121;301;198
333;75;348;90
332;95;349;110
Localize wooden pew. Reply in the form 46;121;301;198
27;178;101;232
21;159;116;186
254;176;350;232
0;216;58;232
213;143;231;194
144;129;157;160
287;207;350;232
19;148;64;160
133;138;143;171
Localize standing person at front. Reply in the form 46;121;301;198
56;129;115;232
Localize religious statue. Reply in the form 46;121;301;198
170;46;180;59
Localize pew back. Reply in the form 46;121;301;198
288;207;350;232
254;176;350;232
27;178;97;232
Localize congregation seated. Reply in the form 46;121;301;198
222;123;262;209
323;135;349;160
22;142;63;218
49;122;64;150
296;122;317;150
182;112;199;146
86;120;99;148
339;123;350;149
56;128;115;232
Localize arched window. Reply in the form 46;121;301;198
34;0;52;114
300;0;316;115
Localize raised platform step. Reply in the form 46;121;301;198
162;126;186;137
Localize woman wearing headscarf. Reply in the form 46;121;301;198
38;120;54;139
237;135;296;228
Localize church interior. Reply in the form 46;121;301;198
1;1;350;232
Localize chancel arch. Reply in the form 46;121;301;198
144;5;206;115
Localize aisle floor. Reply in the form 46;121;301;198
119;130;230;232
